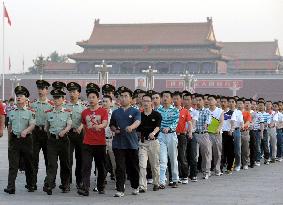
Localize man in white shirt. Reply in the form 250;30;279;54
273;102;283;161
208;95;224;176
232;98;244;171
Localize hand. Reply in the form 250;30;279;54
229;130;233;136
163;128;169;134
59;131;65;138
93;124;101;131
203;124;208;130
126;126;133;133
114;128;120;134
216;128;220;135
21;130;28;138
76;127;82;134
149;132;155;140
187;132;193;139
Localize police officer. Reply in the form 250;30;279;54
43;89;72;195
4;86;36;194
30;80;53;190
65;82;85;188
102;84;118;110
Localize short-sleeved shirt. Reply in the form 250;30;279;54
242;111;252;129
195;107;212;132
176;107;191;134
110;107;141;149
137;110;162;140
64;101;86;129
0;103;5;115
31;99;54;126
231;109;244;128
157;105;179;132
222;109;234;131
46;108;72;136
251;112;264;130
261;112;271;128
9;106;36;136
81;107;108;145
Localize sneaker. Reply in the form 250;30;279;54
243;165;249;170
159;184;165;189
226;170;233;175
191;177;198;182
203;173;209;180
114;192;124;197
139;187;146;193
215;171;223;176
271;158;276;163
132;188;139;195
255;161;261;166
153;185;159;191
171;182;178;188
275;157;282;162
168;181;173;186
234;166;241;172
178;179;182;184
181;178;189;184
147;179;153;184
93;187;98;192
264;160;270;165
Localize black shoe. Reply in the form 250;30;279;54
93;187;98;192
4;188;15;194
59;184;64;190
25;184;37;191
98;190;105;194
168;181;173;186
77;188;89;196
153;185;159;191
249;164;254;168
62;186;70;193
171;182;178;188
43;186;52;195
28;186;35;192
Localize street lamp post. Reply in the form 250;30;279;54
142;66;158;90
95;60;112;86
10;75;21;98
180;70;197;92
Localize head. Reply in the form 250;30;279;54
152;93;161;107
142;95;152;110
37;87;49;98
182;93;192;108
8;98;15;105
195;94;204;108
273;102;279;112
119;91;132;107
220;96;228;110
228;97;236;109
203;94;210;108
265;101;273;110
68;89;80;102
278;101;283;112
244;99;252;111
172;91;182;107
137;92;146;106
237;98;244;111
161;91;173;106
102;95;112;110
16;94;27;106
53;96;65;107
216;96;221;108
87;92;99;107
208;95;217;108
251;100;257;111
257;101;265;112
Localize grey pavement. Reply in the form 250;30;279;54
0;130;283;205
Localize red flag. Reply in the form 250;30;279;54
9;57;11;70
3;4;11;26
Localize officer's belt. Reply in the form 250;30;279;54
11;133;30;139
35;125;45;131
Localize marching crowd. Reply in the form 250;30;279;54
1;80;283;197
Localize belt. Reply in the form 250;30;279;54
12;133;30;139
177;133;186;135
194;131;208;134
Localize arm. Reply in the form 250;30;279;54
126;109;141;133
0;114;4;137
217;111;224;134
59;118;72;138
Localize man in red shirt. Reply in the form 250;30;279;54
173;91;192;184
78;83;108;196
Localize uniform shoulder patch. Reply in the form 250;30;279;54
48;100;54;105
31;99;37;103
28;107;35;112
45;109;52;113
64;108;72;112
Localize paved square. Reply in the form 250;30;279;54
0;130;282;205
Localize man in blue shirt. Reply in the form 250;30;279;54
157;91;179;189
110;86;141;197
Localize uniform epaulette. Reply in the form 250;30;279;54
30;99;37;103
28;107;35;112
45;109;52;113
64;108;72;112
48;100;54;105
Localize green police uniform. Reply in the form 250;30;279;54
64;100;85;186
5;86;36;194
44;89;72;195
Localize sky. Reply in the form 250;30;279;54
1;0;283;73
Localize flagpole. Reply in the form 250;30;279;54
2;2;5;100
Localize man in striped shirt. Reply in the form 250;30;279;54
258;100;271;165
157;91;179;189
